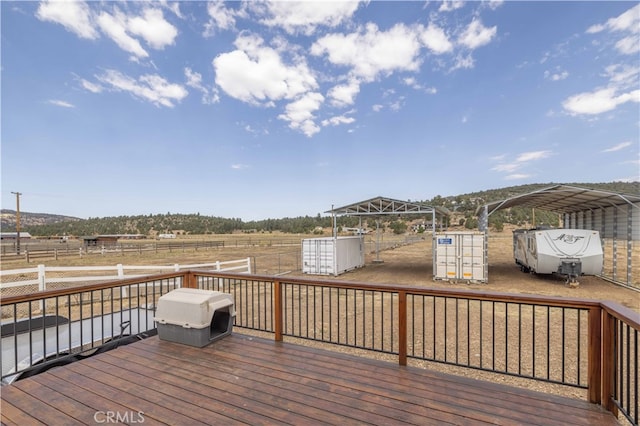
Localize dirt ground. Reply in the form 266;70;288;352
287;232;640;314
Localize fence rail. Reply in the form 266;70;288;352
1;270;637;424
0;235;421;263
0;258;251;292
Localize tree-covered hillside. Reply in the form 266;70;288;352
5;182;638;236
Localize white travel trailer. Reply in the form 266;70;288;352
513;228;603;284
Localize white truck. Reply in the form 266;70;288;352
513;228;603;284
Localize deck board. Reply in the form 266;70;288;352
1;333;618;426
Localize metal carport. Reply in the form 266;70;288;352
326;196;450;266
477;184;640;289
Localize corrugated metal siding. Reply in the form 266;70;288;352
563;202;639;289
566;204;639;241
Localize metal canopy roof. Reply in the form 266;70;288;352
326;196;449;217
478;184;640;217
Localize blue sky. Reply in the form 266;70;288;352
1;1;639;221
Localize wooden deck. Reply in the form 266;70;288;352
1;333;618;426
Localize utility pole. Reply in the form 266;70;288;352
11;191;22;254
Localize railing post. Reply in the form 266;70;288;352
588;306;603;405
601;308;617;414
274;280;283;342
183;271;197;289
398;291;407;366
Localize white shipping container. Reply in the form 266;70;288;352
302;236;365;276
434;232;487;283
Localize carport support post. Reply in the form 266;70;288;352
375;220;381;263
332;206;337;238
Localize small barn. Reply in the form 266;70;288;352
82;235;119;247
0;232;32;240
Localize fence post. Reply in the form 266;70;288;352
398;291;407;366
26;249;30;263
588;306;603;405
174;264;180;272
216;261;221;271
117;264;124;279
274;280;283;341
37;264;46;292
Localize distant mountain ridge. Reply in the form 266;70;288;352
1;210;82;231
3;182;638;236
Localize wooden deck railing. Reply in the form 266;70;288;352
1;270;637;425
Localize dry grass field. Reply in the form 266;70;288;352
2;230;637;312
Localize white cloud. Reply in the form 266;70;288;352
127;8;177;50
372;104;383;112
563;64;640;116
95;69;188;107
458;19;497;50
484;1;504;11
605;4;640;33
231;164;250;170
586;24;605;34
203;1;238;36
327;80;361;107
48;99;75;108
451;53;474;71
40;3;178;60
278;92;324;137
439;1;464;13
185;67;219;104
36;0;98;39
615;35;640;55
255;1;361;36
492;150;552;176
587;4;640;55
492;163;519;173
214;33;318;105
505;174;530;180
516;150;551;162
563;87;640;115
602;141;633;152
80;79;103;93
322;115;356;127
97;9;149;59
402;77;437;94
544;69;569;81
389;97;405;111
419;23;453;54
311;23;422;83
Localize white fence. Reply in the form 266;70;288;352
0;258;251;292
